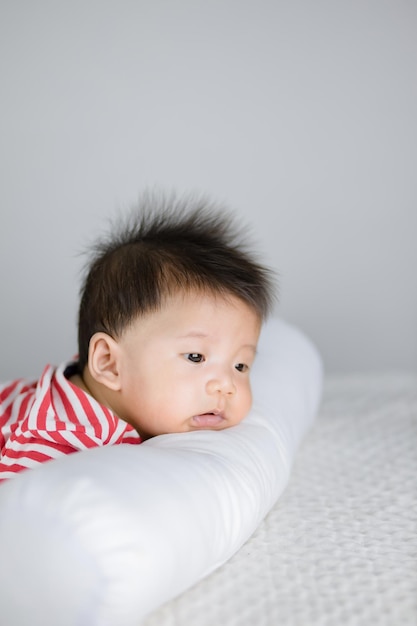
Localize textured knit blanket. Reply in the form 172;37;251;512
142;373;417;626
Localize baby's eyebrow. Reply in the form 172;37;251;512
241;344;258;354
177;331;208;339
176;333;258;353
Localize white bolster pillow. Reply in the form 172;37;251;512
0;317;323;626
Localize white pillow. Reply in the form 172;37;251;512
0;317;322;626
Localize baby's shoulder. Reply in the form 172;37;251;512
0;377;37;410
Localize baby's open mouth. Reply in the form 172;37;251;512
191;412;225;427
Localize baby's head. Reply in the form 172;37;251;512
76;192;276;439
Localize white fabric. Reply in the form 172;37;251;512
0;317;323;626
142;373;417;626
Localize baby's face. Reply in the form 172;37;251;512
113;292;261;439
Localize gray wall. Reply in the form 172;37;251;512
1;0;416;379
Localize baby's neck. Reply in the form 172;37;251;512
68;369;106;408
68;372;91;394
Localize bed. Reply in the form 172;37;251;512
1;320;415;625
142;372;417;626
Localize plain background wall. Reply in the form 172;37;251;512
0;0;416;379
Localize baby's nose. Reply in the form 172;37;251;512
206;375;236;396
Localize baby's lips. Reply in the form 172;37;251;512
191;412;226;427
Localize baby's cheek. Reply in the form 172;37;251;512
239;387;253;420
247;384;253;406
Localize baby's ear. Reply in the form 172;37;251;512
88;333;122;391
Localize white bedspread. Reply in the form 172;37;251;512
142;373;417;626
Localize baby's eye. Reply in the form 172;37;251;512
185;353;205;363
235;363;249;373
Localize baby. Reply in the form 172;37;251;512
0;193;275;482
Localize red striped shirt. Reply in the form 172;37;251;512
0;361;142;482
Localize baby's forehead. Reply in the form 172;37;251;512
161;288;261;317
123;290;261;342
